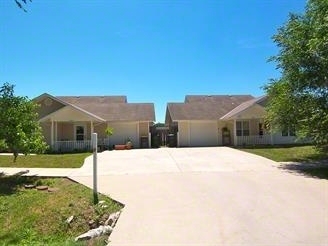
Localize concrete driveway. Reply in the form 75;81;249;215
70;147;328;246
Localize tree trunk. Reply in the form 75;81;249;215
13;150;18;162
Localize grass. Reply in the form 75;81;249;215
0;176;123;246
0;153;91;168
239;145;328;162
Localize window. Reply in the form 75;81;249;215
236;121;250;136
282;127;296;137
75;125;85;141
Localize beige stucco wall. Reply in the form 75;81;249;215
139;122;149;137
94;123;107;139
57;122;74;141
178;121;190;147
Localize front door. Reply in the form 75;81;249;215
75;125;85;141
222;128;231;146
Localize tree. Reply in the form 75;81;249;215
264;0;328;150
0;83;47;162
14;0;32;12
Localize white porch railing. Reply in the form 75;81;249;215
236;135;272;146
52;140;92;152
52;138;111;152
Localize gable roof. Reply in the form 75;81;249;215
167;95;254;121
34;93;106;122
57;96;127;104
220;95;267;120
35;94;155;122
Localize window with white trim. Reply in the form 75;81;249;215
282;127;296;137
75;125;85;141
236;121;250;136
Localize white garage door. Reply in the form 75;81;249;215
190;121;218;147
110;122;139;147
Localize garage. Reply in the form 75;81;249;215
110;122;139;147
189;121;218;146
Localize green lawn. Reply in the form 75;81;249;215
239;145;328;162
0;176;123;246
0;153;91;168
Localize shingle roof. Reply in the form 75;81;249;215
220;95;267;120
57;96;127;104
167;95;254;121
57;96;155;122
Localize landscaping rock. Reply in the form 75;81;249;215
75;225;113;241
24;184;36;189
66;215;74;224
36;185;48;191
88;220;97;229
105;211;121;227
48;187;59;193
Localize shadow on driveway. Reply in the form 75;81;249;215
279;160;328;179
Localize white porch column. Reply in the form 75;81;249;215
234;119;237;146
90;121;94;138
51;119;54;147
55;121;58;142
270;125;274;145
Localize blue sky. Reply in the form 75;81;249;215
0;0;306;122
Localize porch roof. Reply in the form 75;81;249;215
220;95;267;120
39;104;106;122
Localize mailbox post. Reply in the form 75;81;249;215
92;133;98;204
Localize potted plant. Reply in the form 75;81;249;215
105;126;114;150
125;137;133;149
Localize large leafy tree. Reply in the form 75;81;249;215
0;83;47;161
265;0;328;150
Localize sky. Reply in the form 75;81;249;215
0;0;306;122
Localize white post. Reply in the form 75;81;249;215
234;120;237;146
270;125;274;145
51;119;54;147
92;133;98;204
55;121;58;142
90;121;94;135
